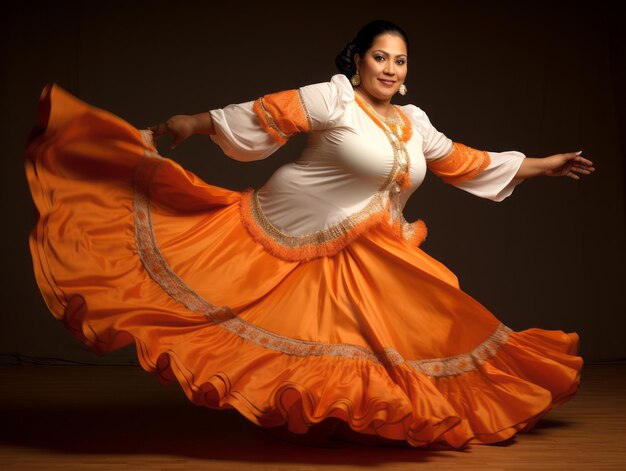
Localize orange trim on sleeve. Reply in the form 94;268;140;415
427;142;491;185
253;89;310;145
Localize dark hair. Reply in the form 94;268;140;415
335;20;410;79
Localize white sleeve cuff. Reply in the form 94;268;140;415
210;102;281;162
453;151;526;201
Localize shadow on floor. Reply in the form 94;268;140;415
0;401;558;465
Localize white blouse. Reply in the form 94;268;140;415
208;74;525;257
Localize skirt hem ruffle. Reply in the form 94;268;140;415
54;292;581;450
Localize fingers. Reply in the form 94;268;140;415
565;163;594;181
555;151;595;181
564;151;595;173
171;136;182;149
566;162;595;180
570;151;594;166
577;157;595;168
574;158;595;173
568;172;581;180
147;122;169;140
146;122;189;149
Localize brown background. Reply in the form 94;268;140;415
2;0;624;365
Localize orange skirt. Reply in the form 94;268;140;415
24;84;582;449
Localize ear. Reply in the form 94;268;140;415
354;53;361;72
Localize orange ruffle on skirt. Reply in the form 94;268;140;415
24;84;582;449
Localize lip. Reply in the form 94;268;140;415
378;78;396;87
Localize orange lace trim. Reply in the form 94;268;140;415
391;218;428;247
252;88;310;145
427;142;491;185
239;188;392;262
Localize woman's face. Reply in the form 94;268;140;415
355;33;408;103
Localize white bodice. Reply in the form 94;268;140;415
209;74;525;238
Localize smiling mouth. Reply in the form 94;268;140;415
378;79;396;86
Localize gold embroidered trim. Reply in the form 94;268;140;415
399;219;428;246
255;96;289;144
132;150;511;377
386;182;428;247
252;88;311;145
354;94;413;144
402;220;418;241
132;158;234;322
354;95;413;191
239;189;393;261
247;189;389;248
297;88;313;131
408;324;512;377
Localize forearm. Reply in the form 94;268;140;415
514;157;549;180
191;112;216;136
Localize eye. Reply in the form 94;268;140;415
396;59;406;65
374;55;385;62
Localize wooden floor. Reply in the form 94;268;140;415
1;363;624;470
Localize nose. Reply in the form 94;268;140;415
383;61;396;76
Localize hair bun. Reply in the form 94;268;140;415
335;41;357;78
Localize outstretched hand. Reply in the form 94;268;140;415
541;152;595;180
148;115;196;149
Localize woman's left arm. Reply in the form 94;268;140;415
515;152;595;180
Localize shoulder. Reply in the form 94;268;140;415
300;74;352;91
398;104;434;138
399;104;452;157
299;74;354;105
298;74;354;128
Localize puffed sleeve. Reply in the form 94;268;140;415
209;74;353;162
403;105;526;202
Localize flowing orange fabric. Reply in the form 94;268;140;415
24;84;582;449
427;142;491;185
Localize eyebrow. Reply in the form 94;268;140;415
371;49;408;59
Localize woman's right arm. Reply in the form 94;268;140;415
148;74;352;161
149;100;285;161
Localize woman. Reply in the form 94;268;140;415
25;20;592;449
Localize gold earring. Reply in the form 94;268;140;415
350;73;361;86
399;84;407;96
